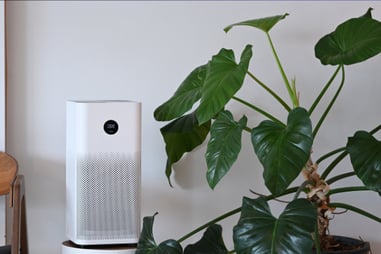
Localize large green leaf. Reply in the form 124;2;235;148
196;44;252;124
154;64;207;121
184;224;228;254
233;197;316;254
137;213;183;254
251;107;313;195
160;112;211;185
206;110;247;189
224;13;288;33
347;131;381;191
315;8;381;65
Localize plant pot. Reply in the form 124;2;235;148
313;235;370;254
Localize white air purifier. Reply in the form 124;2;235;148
66;100;141;246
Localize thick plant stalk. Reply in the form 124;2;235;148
302;159;333;248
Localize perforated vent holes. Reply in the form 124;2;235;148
76;152;141;241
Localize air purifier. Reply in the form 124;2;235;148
66;100;141;246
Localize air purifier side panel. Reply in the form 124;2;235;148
66;101;83;242
66;101;141;246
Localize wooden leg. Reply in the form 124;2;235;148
5;194;11;246
20;196;27;254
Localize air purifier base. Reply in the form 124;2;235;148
62;241;137;254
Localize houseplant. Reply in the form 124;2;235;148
137;8;381;254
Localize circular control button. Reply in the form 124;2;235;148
104;120;119;135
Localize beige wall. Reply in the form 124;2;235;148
4;1;381;253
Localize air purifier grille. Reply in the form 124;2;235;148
76;152;140;242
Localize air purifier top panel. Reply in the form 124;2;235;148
66;100;141;154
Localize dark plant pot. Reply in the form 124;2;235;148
313;235;370;254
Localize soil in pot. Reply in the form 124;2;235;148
313;235;370;254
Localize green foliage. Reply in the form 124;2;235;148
233;198;316;254
138;8;381;253
137;214;183;254
159;112;211;185
315;8;381;65
206;110;247;189
251;107;313;195
196;45;253;125
184;224;228;254
154;65;207;122
224;13;288;33
347;131;381;191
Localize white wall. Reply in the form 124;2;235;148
0;0;5;246
0;0;4;152
5;1;381;253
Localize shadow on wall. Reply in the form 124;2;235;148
20;156;66;254
172;147;207;190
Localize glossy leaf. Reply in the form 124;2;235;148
137;213;183;254
160;112;211;185
315;8;381;65
196;44;252;124
347;131;381;191
154;65;207;121
184;224;228;254
206;111;247;189
251;107;313;195
233;197;316;254
224;13;289;33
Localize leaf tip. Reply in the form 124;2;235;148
223;25;232;34
362;7;374;18
166;159;175;188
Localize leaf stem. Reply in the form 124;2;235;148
313;65;345;138
328;186;371;196
329;202;381;223
316;147;346;164
266;32;299;107
176;186;299;243
293;180;311;200
320;123;379;180
247;71;291;111
326;171;356;185
309;65;341;116
177;207;240;243
232;96;285;126
320;150;348;180
370;124;381;135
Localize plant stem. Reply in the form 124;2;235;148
326;171;356;185
266;32;299;108
232;96;285;126
309;65;341;116
176;186;299;243
247;71;291;111
328;186;371;196
370;123;381;134
313;65;345;138
316;147;346;164
329;202;381;223
320;150;348;180
177;207;240;243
